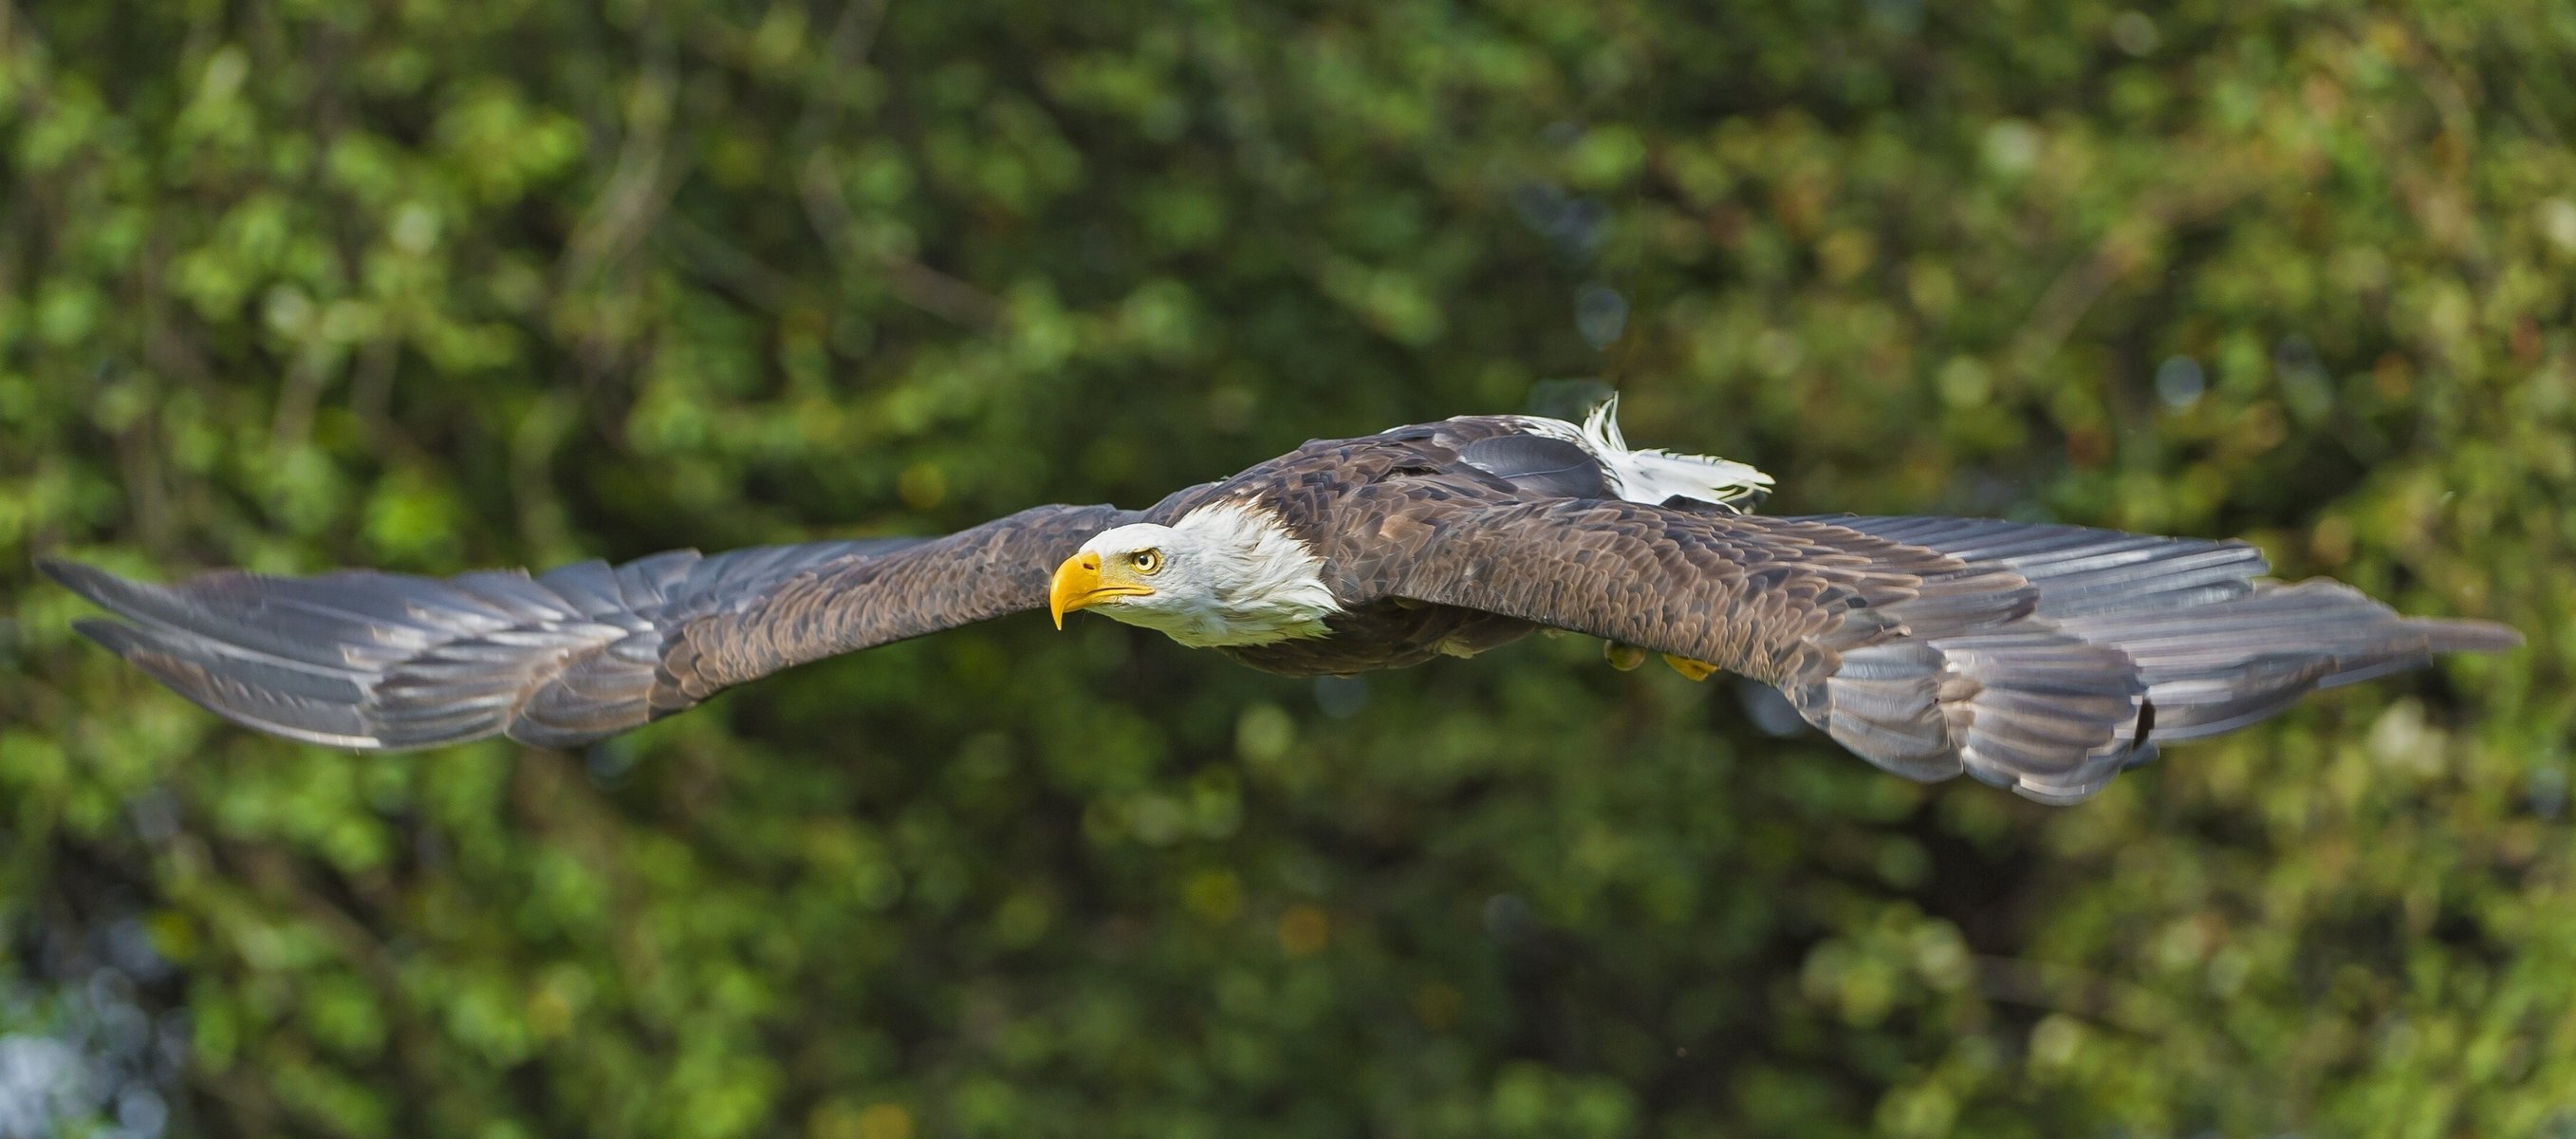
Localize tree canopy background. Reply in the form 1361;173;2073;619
2;1;2568;1135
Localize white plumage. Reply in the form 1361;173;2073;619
1508;396;1772;510
1075;502;1343;647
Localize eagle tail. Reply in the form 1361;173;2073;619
1577;396;1773;509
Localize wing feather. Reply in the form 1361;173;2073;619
1372;501;2516;803
46;507;1131;752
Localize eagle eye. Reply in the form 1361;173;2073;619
1130;549;1164;574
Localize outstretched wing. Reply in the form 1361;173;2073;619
44;503;1134;752
1366;499;2519;803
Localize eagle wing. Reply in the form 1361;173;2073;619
1367;499;2519;803
42;503;1135;752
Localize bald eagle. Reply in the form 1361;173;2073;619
44;401;2516;804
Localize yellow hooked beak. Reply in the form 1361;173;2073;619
1048;551;1154;628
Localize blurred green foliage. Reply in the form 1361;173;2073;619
3;0;2570;1135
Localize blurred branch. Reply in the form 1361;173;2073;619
560;31;687;293
268;348;328;447
2010;245;2125;383
349;333;398;437
660;215;799;312
790;0;1005;328
510;390;579;559
804;0;891;92
1974;954;2165;1037
2008;176;2262;383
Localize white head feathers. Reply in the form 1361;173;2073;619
1074;502;1343;647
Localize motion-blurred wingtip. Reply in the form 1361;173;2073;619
2425;618;2524;654
36;555;104;596
40;558;176;629
65;615;142;659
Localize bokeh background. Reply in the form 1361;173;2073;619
3;1;2570;1135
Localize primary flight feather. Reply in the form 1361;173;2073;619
44;400;2517;804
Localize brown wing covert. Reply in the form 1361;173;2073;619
44;504;1133;751
1374;502;2516;803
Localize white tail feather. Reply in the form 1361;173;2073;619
1514;395;1773;509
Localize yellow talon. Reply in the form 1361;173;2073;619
1604;642;1649;671
1661;654;1718;682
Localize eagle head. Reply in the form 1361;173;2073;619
1049;503;1342;647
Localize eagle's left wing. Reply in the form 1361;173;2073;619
1362;498;2517;803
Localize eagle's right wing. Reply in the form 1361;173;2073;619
1365;499;2518;803
44;503;1135;751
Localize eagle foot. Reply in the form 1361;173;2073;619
1661;654;1718;682
1604;642;1648;671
